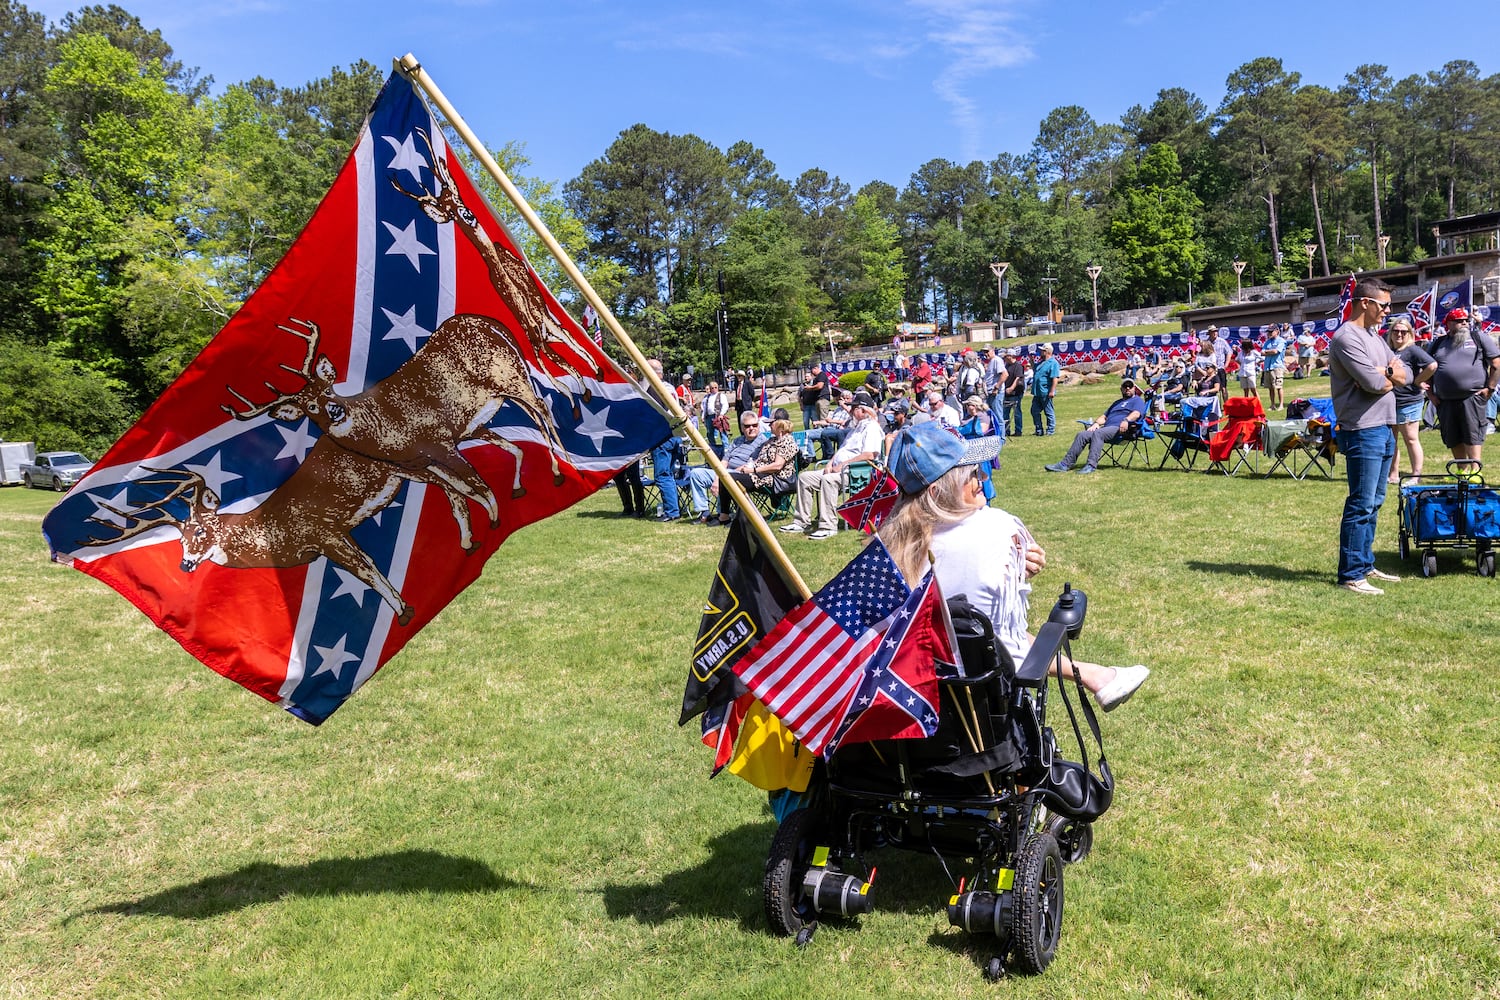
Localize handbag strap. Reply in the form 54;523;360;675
1054;640;1108;774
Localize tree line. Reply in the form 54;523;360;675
2;2;1497;451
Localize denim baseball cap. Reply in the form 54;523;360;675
887;421;1003;495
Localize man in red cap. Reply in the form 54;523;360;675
1428;306;1500;463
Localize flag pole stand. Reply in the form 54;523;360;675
396;54;810;601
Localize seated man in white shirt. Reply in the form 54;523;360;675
923;388;961;428
780;390;884;539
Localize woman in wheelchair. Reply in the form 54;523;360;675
880;422;1149;712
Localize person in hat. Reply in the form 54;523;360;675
780;390;884;540
1043;378;1148;475
1029;343;1061;435
879;421;1149;712
1427;306;1500;463
1002;348;1026;436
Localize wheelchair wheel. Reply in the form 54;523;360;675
1045;814;1094;865
763;808;818;938
1011;832;1064;974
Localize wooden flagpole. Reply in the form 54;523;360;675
396;54;811;601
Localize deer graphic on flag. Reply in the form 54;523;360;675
42;71;669;724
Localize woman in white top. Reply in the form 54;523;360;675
877;422;1148;711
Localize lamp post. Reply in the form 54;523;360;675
1304;243;1318;280
1232;259;1246;303
1378;234;1390;268
1085;264;1102;328
990;261;1010;325
1040;273;1058;330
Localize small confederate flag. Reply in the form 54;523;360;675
837;472;900;534
1337;275;1357;322
731;539;946;756
1408;283;1437;337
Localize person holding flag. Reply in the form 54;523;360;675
878;422;1149;712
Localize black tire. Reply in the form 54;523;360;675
985;956;1006;981
1398;530;1410;561
1011;832;1064;974
1422;550;1438;578
1046;815;1094;865
1479;550;1495;578
22;474;32;489
52;476;64;492
763;808;818;938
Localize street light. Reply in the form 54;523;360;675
1304;242;1318;280
1085;264;1102;328
1378;234;1391;268
1232;259;1247;303
1040;273;1058;329
990;261;1010;326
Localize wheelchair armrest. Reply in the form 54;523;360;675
1016;621;1066;688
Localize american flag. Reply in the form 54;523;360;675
732;539;943;756
837;472;901;534
41;72;670;724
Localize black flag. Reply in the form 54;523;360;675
681;517;799;726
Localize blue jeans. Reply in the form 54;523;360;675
651;439;680;517
1030;393;1055;434
987;392;1007;443
1335;425;1395;583
1003;396;1024;435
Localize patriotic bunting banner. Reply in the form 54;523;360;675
41;71;670;724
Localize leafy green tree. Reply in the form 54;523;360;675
1217;57;1300;271
840;193;904;340
0;0;57;344
1340;65;1395;265
1293;84;1348;275
790;167;851;325
720;208;813;368
1108;144;1203;306
0;339;130;454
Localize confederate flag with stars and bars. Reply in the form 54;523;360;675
41;71;670;724
731;538;948;757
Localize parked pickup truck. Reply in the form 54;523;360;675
21;451;93;491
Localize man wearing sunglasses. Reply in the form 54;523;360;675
1328;278;1409;595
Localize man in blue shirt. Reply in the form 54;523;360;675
1029;343;1062;435
1261;325;1289;411
1044;379;1149;474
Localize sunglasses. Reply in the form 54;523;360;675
1361;298;1392;312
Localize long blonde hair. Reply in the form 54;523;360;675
876;465;978;584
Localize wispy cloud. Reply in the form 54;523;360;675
1123;1;1174;27
904;0;1035;161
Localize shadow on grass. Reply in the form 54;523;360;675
1184;560;1330;583
599;820;775;932
77;849;515;921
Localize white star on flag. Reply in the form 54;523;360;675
576;403;623;450
382;132;428;182
311;633;361;680
183;451;242;498
273;418;318;464
328;567;371;607
88;486;133;528
381;219;436;270
370;497;401;527
380;304;431;353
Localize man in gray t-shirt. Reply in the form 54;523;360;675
1327;280;1409;594
1426;307;1500;462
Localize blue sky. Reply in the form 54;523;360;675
27;0;1500;193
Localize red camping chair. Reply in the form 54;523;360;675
1208;396;1267;475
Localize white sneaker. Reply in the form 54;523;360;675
1366;568;1401;583
779;522;807;533
1095;665;1149;712
1340;578;1383;596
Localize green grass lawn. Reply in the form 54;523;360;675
3;381;1498;999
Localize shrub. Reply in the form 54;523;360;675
837;371;869;392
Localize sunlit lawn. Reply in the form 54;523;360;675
3;378;1498;999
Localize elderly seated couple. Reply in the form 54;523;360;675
1043;378;1148;475
678;410;801;524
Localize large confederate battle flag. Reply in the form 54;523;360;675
41;71;670;724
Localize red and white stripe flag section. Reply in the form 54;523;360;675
41;72;669;724
731;539;950;756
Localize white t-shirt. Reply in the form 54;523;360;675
930;506;1034;667
831;417;884;465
